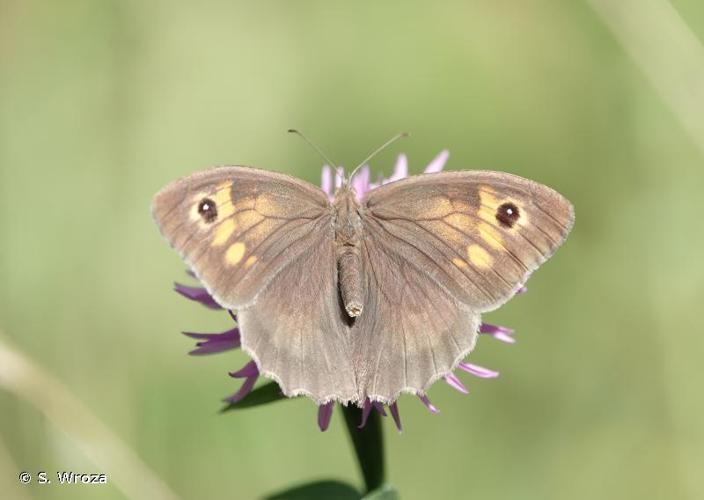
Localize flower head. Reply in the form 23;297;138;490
176;151;523;431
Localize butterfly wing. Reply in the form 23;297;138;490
351;229;480;402
354;170;574;401
152;166;331;309
154;166;358;402
362;170;575;312
237;227;358;404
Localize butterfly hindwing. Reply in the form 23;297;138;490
237;228;358;404
351;223;480;401
152;166;331;309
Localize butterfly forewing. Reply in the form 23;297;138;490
151;166;331;309
362;171;574;312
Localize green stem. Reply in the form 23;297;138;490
341;404;385;494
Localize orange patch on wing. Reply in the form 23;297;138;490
477;186;501;224
225;242;246;266
467;244;493;269
212;218;236;246
452;257;468;269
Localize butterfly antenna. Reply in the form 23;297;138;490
347;132;410;182
288;129;339;169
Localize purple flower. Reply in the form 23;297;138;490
178;151;523;431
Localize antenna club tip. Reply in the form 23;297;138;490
400;132;410;138
287;129;299;134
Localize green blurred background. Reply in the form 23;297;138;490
1;1;703;499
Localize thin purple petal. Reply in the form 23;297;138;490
385;154;408;183
359;399;389;428
318;402;334;432
479;323;516;344
424;150;449;173
174;283;222;310
352;165;371;198
183;327;241;355
389;402;402;432
321;165;333;197
493;331;516;343
418;394;439;414
458;362;499;379
444;372;469;394
229;360;259;378
224;375;258;403
359;399;373;429
372;401;387;417
479;323;514;334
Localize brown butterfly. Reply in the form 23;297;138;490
152;147;574;406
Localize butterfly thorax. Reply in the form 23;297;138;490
333;187;366;319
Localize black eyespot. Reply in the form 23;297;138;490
496;202;520;228
197;198;217;223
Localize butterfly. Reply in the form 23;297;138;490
152;155;574;406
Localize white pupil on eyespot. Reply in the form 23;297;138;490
506;208;513;215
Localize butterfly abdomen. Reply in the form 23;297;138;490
334;188;366;319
